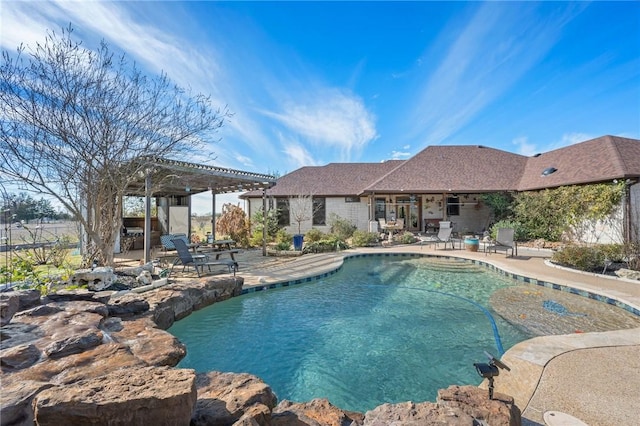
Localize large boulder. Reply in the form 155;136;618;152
0;380;54;426
437;385;521;426
1;343;145;386
68;266;116;291
0;292;20;326
363;401;465;425
0;343;42;372
362;386;520;426
1;289;41;325
107;316;186;367
107;293;150;317
139;277;243;329
44;289;112;304
32;366;197;426
273;398;364;426
192;371;278;426
615;268;640;280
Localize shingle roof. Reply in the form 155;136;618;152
517;135;640;190
240;161;404;198
241;135;639;198
364;145;528;193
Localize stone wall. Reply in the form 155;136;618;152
1;278;520;425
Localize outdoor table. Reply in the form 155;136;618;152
200;239;239;267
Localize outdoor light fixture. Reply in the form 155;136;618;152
541;167;557;177
473;351;511;400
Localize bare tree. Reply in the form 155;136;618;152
288;191;324;236
0;26;228;265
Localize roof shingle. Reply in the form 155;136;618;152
241;135;640;198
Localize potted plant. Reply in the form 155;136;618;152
288;191;322;251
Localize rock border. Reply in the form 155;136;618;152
1;277;520;425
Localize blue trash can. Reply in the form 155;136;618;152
293;234;304;251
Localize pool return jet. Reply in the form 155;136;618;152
473;351;511;400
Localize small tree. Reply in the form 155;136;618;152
251;207;279;241
216;203;250;247
289;194;314;235
288;187;324;235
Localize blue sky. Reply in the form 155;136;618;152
2;1;639;214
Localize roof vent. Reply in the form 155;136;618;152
542;167;557;177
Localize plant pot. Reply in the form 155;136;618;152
464;237;479;252
293;234;304;251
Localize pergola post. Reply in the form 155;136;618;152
262;188;267;256
143;171;152;264
211;189;216;239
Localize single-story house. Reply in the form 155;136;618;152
241;135;640;243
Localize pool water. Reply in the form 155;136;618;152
169;256;537;412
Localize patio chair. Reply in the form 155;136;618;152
484;228;516;257
160;233;189;251
418;226;454;250
378;218;386;232
169;238;236;277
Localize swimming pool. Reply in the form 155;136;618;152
169;255;538;412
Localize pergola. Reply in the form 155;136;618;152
123;157;276;263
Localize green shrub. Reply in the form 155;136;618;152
305;228;324;243
351;230;379;247
303;235;349;253
598;244;625;262
490;220;525;241
249;229;266;247
329;214;356;240
275;229;292;245
251;207;280;240
275;241;292;251
397;231;417;244
551;245;605;272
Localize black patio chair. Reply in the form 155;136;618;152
169;238;236;277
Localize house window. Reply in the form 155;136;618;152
313;197;326;226
276;198;290;227
375;198;386;220
447;197;460;216
345;196;360;203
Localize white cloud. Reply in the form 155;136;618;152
557;132;593;147
512;136;538;156
391;150;411;160
282;142;320;168
264;89;378;162
409;2;585;146
235;154;255;168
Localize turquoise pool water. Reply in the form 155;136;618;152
169;256;533;412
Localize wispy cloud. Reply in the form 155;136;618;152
512;136;538;156
1;1;281;171
263;88;378;162
390;150;411;160
554;132;594;149
282;141;320;168
409;2;586;146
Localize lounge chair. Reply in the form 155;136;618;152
418;227;454;250
484;228;516;257
160;233;189;251
169;238;237;277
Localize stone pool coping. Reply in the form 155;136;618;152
239;245;640;423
